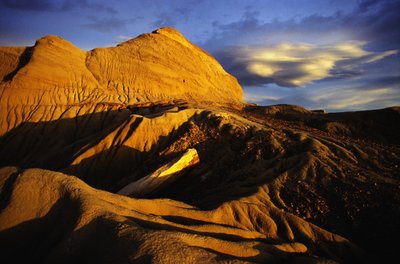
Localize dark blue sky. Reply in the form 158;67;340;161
1;0;399;111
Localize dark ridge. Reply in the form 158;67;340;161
2;46;33;82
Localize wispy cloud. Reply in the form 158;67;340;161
204;0;400;52
0;0;117;14
64;0;117;14
244;93;279;104
82;17;134;33
316;86;399;111
116;35;133;42
245;80;400;111
151;7;192;28
152;12;176;28
0;0;53;11
219;41;396;87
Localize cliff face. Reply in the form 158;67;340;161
86;28;243;104
0;27;243;135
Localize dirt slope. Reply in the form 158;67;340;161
0;166;362;263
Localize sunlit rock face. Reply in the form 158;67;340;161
0;28;400;264
118;148;200;197
0;27;243;136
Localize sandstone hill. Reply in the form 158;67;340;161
0;27;242;136
0;28;399;263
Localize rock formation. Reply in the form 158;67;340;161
118;148;200;197
0;28;399;263
0;27;243;136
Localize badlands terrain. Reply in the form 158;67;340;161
0;27;399;263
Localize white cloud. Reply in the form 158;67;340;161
228;41;397;87
244;93;279;103
243;80;400;111
321;88;397;110
117;35;133;42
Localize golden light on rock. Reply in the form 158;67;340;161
0;28;399;263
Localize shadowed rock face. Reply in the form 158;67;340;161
0;28;400;263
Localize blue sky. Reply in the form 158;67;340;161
1;0;399;111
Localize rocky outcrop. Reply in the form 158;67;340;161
0;27;243;136
118;148;200;197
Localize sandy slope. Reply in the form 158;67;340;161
0;165;361;263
